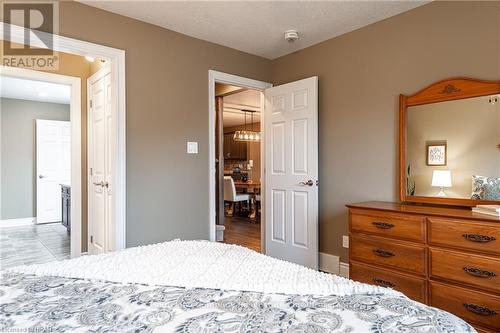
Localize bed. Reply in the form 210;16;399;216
1;240;474;332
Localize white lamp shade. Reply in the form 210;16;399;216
432;170;452;187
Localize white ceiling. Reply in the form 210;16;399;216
80;1;428;59
0;76;71;104
224;89;261;109
223;89;261;127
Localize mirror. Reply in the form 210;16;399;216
400;78;500;206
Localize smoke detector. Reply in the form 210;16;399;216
284;30;299;43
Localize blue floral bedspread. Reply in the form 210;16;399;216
0;272;473;332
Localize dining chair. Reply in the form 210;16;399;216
224;176;250;216
255;194;261;217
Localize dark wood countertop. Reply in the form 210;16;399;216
346;201;500;223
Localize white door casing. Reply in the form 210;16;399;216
207;70;272;248
36;120;71;224
88;65;114;254
264;77;319;269
1;23;126;255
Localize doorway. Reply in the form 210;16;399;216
0;67;79;268
1;23;127;258
209;71;320;269
216;86;263;252
209;71;271;253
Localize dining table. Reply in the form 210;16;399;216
233;180;261;191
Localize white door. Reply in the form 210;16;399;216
264;77;319;269
88;65;114;255
36;119;71;224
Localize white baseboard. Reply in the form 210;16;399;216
319;252;339;274
319;252;349;278
339;262;350;278
0;217;35;228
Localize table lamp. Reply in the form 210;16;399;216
432;170;452;197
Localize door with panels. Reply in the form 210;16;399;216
36;119;71;224
264;77;319;269
88;65;114;255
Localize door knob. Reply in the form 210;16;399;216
38;175;46;179
93;180;110;188
299;180;314;186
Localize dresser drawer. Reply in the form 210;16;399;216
475;325;497;333
430;282;500;331
430;248;500;293
350;234;426;274
350;209;425;242
428;218;500;255
350;261;426;302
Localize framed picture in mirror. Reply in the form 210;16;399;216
426;142;447;166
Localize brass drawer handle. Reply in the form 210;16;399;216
372;222;395;229
463;303;497;317
373;249;395;258
463;267;497;278
462;234;496;243
372;278;395;288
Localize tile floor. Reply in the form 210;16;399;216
0;223;70;270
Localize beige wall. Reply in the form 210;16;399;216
272;1;500;261
1;98;70;219
58;1;272;247
407;95;500;198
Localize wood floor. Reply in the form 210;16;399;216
223;216;261;253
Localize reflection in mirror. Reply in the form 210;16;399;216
406;94;500;200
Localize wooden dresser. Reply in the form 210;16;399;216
347;201;500;333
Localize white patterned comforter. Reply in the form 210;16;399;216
0;240;475;332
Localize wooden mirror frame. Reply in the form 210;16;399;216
399;78;500;207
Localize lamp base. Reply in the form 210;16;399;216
436;188;447;197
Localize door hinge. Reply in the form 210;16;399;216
90;235;93;244
90;167;93;176
90;100;93;108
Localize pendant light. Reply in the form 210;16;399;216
234;110;260;142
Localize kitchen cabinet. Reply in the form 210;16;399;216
61;184;71;232
224;132;247;160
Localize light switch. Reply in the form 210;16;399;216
187;142;198;154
